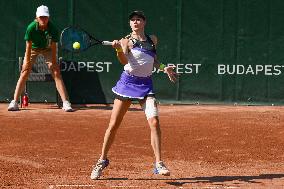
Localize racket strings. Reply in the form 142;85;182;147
61;28;91;51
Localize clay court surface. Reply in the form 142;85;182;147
1;103;284;188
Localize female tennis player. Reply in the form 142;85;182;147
90;10;177;179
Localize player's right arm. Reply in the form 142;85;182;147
112;38;129;65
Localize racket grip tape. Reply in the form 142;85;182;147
102;41;113;45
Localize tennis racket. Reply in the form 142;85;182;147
60;26;112;52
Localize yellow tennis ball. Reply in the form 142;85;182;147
73;42;80;49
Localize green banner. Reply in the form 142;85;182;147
1;0;284;105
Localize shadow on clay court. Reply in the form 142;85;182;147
73;104;142;111
18;106;61;111
100;174;284;186
166;174;284;186
16;104;142;112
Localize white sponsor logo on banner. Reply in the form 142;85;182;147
60;61;284;76
218;64;284;75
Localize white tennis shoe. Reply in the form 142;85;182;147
90;159;109;180
154;161;170;176
62;101;73;112
8;100;19;111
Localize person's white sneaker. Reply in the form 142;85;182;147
154;161;170;176
8;100;19;111
62;101;73;112
90;159;109;180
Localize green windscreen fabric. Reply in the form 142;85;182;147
1;0;284;105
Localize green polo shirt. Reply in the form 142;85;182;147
24;20;59;49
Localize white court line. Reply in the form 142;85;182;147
0;155;44;168
50;185;97;188
50;185;139;188
202;187;238;189
110;186;139;188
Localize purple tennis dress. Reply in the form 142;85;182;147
112;35;156;100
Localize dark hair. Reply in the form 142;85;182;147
128;10;146;20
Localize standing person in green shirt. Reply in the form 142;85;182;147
8;5;73;112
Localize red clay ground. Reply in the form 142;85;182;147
0;103;284;188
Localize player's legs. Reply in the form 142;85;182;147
100;98;132;160
139;97;161;162
140;96;170;175
91;98;131;179
148;115;162;161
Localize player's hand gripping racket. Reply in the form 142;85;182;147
60;26;112;52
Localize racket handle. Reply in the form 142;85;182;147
102;41;113;46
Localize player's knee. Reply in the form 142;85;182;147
148;117;159;128
49;64;61;77
142;97;159;120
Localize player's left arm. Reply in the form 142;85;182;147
150;35;177;83
150;35;161;70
